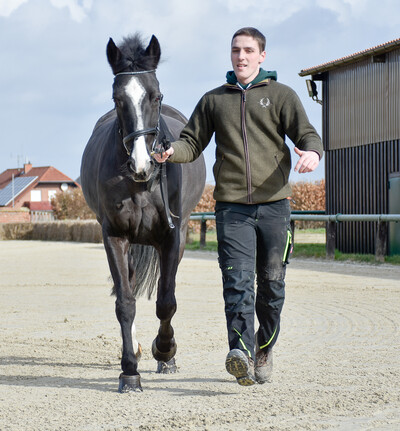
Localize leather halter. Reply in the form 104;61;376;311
114;70;163;156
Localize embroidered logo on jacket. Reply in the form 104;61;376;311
259;97;271;108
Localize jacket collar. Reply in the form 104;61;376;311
225;68;277;89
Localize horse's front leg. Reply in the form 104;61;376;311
103;233;141;392
152;229;180;373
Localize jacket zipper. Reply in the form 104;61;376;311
229;82;270;204
241;89;252;203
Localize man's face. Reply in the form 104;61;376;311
231;35;266;86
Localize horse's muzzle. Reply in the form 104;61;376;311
126;158;154;183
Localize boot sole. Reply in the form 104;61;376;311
225;351;256;386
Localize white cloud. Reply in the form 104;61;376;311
49;0;92;22
220;0;310;24
317;0;358;22
0;0;93;21
0;0;28;16
317;0;400;25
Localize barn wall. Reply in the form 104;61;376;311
325;140;400;254
326;49;400;150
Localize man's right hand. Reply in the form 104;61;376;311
152;147;174;163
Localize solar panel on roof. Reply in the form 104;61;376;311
0;176;38;206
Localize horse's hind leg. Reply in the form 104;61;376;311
103;233;142;392
152;234;180;373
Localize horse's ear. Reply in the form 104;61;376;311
145;35;161;68
106;37;123;74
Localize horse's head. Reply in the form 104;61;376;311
107;34;162;182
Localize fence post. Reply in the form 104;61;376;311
375;221;387;263
326;221;336;259
200;219;207;248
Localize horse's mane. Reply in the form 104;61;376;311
117;33;159;71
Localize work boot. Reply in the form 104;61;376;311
255;348;273;384
225;349;256;386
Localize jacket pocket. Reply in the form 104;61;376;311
213;154;225;191
274;154;286;186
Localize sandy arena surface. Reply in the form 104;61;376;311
0;240;399;431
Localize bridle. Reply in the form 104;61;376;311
114;70;163;156
113;70;175;229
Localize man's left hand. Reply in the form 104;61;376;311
294;147;320;173
153;147;174;163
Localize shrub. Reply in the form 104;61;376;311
51;188;96;220
289;179;325;229
188;184;216;233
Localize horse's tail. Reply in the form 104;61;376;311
130;244;160;299
111;244;159;300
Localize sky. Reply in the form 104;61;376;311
0;0;399;185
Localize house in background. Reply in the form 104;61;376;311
0;163;80;222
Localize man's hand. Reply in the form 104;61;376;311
152;147;174;163
294;147;320;173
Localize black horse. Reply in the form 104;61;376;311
80;34;206;392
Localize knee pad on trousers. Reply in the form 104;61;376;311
256;268;285;308
222;269;255;313
258;266;286;283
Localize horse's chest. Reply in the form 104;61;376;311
107;195;162;240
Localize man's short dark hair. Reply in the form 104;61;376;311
232;27;266;52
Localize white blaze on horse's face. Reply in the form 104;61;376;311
124;76;152;175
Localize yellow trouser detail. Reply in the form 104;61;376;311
260;326;277;350
283;229;293;263
233;328;251;357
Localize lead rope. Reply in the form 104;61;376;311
160;162;175;229
158;114;175;229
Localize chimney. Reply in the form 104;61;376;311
24;162;32;174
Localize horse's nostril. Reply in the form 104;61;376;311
127;160;135;173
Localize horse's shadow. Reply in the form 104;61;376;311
0;356;232;395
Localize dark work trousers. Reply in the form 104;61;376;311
215;200;292;359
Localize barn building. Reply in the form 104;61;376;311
300;38;400;255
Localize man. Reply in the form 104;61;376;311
155;27;323;386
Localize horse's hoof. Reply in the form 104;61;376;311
151;338;177;362
118;373;143;393
156;358;178;374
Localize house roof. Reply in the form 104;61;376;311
0;176;38;206
299;37;400;77
0;165;80;207
0;166;77;188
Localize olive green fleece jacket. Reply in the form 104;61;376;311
169;77;323;204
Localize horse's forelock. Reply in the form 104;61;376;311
119;34;158;72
